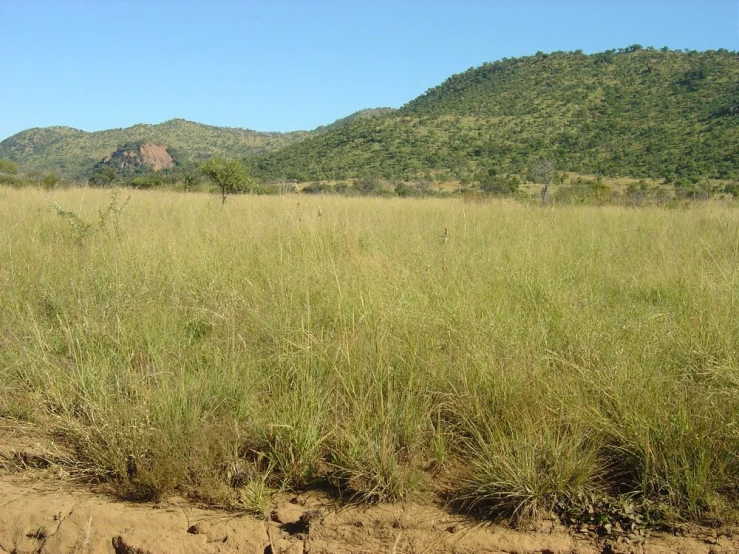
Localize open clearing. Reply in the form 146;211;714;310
1;187;737;552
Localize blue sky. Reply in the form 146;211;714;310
0;0;737;140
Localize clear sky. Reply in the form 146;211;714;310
0;0;737;140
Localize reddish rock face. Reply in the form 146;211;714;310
101;143;174;172
138;143;174;171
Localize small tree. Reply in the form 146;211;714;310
41;173;60;190
480;173;520;196
182;171;200;191
89;166;117;187
394;182;414;197
356;177;381;195
0;158;18;175
200;158;251;204
531;159;555;205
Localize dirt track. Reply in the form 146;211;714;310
1;421;736;554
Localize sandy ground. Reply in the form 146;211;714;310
1;420;736;554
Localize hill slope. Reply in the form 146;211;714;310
2;49;736;183
0;119;311;179
0;109;395;181
252;47;738;182
312;107;396;132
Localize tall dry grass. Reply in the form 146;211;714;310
0;186;737;525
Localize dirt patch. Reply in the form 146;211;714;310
0;421;736;554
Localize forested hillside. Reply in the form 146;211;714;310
0;119;310;180
252;47;738;183
1;48;736;184
0;109;395;181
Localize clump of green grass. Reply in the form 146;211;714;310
456;414;605;524
327;426;414;503
0;186;737;530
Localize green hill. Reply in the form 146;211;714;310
0;109;396;181
0;119;311;180
2;48;737;184
252;47;738;183
312;108;396;132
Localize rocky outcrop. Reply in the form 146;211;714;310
100;143;174;172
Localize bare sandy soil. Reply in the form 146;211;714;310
1;421;736;554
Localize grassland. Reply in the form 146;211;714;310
0;187;737;530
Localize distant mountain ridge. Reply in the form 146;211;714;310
0;110;392;180
0;118;311;179
1;48;737;183
312;108;396;132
